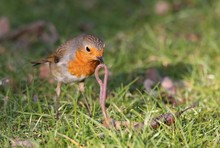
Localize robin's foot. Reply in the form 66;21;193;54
79;82;92;117
55;81;62;120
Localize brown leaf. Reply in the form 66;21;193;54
4;20;46;41
185;33;201;42
159;92;177;106
0;20;59;49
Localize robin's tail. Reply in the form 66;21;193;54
31;54;59;66
31;59;48;66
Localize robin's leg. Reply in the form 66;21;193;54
55;81;62;120
79;81;92;117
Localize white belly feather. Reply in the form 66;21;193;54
50;59;87;83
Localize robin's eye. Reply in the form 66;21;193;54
86;47;91;52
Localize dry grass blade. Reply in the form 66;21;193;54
57;132;83;148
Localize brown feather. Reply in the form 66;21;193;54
31;46;67;66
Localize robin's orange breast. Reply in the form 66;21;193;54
68;51;100;77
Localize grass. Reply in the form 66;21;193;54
0;0;220;147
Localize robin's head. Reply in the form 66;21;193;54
77;34;105;63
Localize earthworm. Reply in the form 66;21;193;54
95;64;110;126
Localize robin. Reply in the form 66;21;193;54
32;34;105;119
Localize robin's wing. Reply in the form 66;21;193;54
48;38;78;63
46;46;67;63
31;38;77;66
31;47;66;66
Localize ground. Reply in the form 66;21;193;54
0;0;219;147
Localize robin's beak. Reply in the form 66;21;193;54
96;56;104;63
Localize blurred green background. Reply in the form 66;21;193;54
0;0;220;147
